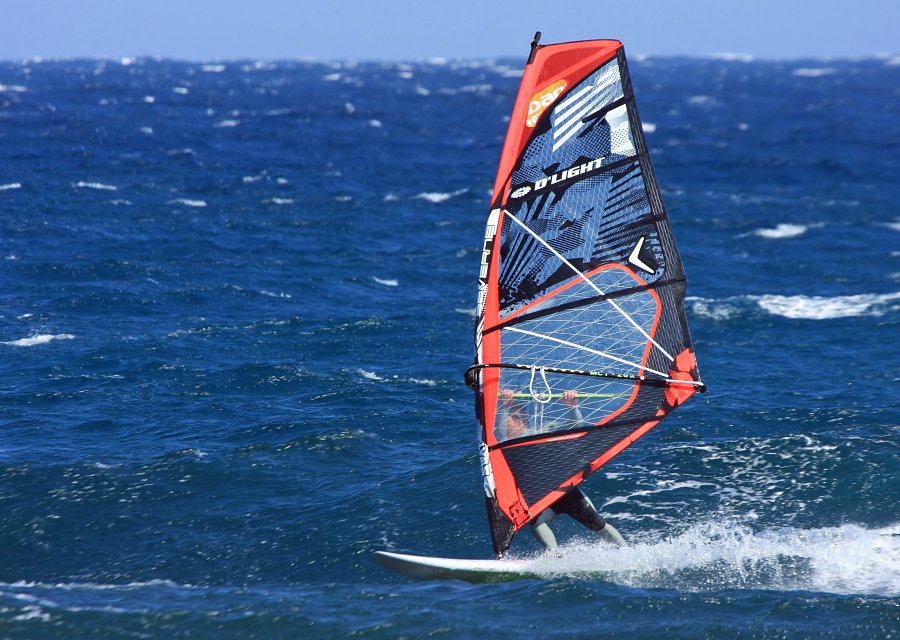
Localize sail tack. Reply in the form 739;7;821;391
470;37;704;556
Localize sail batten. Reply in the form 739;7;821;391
470;38;703;557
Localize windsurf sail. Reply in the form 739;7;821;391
467;33;705;557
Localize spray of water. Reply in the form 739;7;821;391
522;521;900;596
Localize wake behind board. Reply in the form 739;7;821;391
373;550;608;583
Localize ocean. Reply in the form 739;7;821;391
0;52;898;639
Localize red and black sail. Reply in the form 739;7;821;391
467;35;705;557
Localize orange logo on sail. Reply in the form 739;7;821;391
526;80;567;128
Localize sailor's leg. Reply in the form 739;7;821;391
599;521;627;547
559;488;627;547
530;508;559;550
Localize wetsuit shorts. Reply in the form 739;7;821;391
548;487;607;531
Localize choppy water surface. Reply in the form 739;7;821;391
0;54;898;638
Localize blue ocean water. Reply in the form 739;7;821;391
0;52;898;638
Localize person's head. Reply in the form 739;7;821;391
506;404;528;435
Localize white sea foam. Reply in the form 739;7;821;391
3;334;75;347
0;83;27;93
753;223;808;239
793;67;836;77
368;119;382;128
642;122;657;133
323;72;341;81
686;296;738;321
74;181;117;191
213;119;240;128
689;292;900;321
139;126;153;135
0;182;22;190
754;292;900;319
414;188;468;204
201;64;226;73
173;86;189;95
0;578;193;592
265;197;294;205
708;52;754;62
356;369;384;382
459;83;493;94
373;277;398;287
455;307;477;318
12;606;51;622
525;522;900;596
886;218;900;232
170;198;207;207
687;95;716;106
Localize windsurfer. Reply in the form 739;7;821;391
497;388;627;550
497;388;583;439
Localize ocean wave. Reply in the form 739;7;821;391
372;277;398;287
2;334;75;347
0;182;22;190
0;578;194;592
752;223;809;239
414;188;468;204
688;293;900;320
73;181;117;191
356;368;384;382
687;296;742;321
170;198;207;207
707;52;754;62
792;67;836;77
755;292;900;319
353;369;440;387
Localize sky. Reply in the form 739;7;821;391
1;0;897;62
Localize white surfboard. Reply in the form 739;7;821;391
373;550;544;582
374;550;613;582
